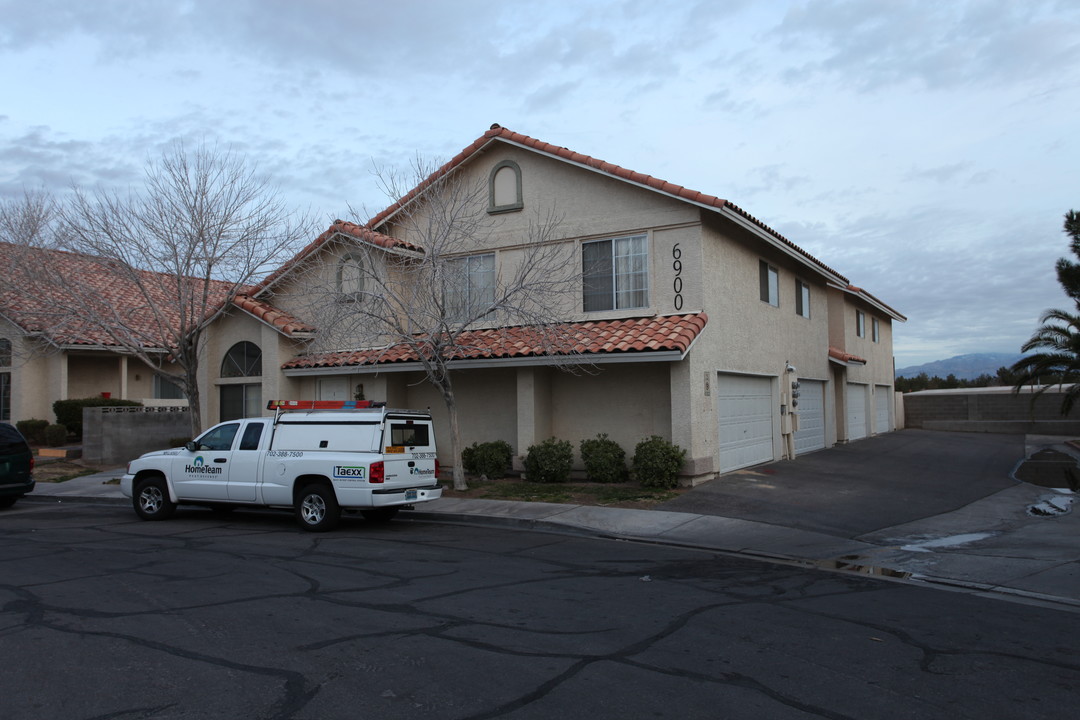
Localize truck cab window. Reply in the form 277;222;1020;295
390;423;429;447
197;423;240;451
239;423;263;451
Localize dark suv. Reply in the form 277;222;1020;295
0;423;34;508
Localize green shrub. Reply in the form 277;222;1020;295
524;437;574;484
53;397;143;439
44;423;69;447
15;419;48;444
462;440;514;479
632;436;686;489
579;433;627;483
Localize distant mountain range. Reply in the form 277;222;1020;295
895;353;1026;380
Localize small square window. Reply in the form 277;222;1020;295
795;279;810;318
856;310;866;338
759;261;778;306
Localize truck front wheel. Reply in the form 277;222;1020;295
134;476;176;521
296;484;340;532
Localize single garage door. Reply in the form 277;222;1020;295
847;383;868;441
874;384;891;434
717;374;775;473
794;379;826;454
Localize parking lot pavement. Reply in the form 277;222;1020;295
23;430;1080;609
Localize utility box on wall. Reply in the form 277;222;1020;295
82;406;191;465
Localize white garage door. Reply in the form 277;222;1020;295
847;383;868;441
874;385;891;434
794;379;826;454
717;374;775;473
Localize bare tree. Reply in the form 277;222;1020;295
19;143;313;434
291;160;582;490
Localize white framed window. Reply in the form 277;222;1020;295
759;261;778;306
582;234;649;312
856;310;866;338
447;253;495;320
872;317;880;343
337;253;365;298
795;279;810;318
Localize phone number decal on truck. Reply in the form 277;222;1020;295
268;451;305;458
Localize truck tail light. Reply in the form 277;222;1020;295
370;461;384;484
435;458;440;478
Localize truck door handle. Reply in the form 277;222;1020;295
214;458;227;464
408;461;415;467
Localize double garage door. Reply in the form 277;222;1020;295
717;375;829;473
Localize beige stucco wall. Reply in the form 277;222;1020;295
1;320;56;422
828;286;898;436
691;216;837;467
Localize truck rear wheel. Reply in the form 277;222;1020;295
296;484;340;532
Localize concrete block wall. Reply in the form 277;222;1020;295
904;389;1080;434
83;406;192;465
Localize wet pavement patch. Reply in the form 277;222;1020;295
1013;448;1080;490
815;555;912;579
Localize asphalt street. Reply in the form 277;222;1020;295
2;502;1080;720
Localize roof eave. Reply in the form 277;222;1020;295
282;348;687;376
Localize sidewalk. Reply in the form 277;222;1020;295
23;436;1080;611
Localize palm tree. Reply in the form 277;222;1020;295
1010;308;1080;414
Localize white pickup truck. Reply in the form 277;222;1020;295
120;401;443;531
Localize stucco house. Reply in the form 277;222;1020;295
193;125;905;481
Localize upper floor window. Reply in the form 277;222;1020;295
0;338;10;367
337;253;365;298
872;317;880;343
856;310;866;338
795;279;810;318
447;253;495;320
221;341;262;378
582;234;649;312
759;261;778;307
488;160;523;214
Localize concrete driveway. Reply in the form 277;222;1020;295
659;429;1025;538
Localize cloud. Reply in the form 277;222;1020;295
771;0;1080;92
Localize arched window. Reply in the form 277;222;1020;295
488;160;523;214
221;341;262;378
337;253;365;297
220;342;262;421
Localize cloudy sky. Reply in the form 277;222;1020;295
2;0;1078;367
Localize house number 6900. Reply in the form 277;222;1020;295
672;243;684;311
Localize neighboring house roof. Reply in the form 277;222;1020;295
0;241;281;349
253;220;423;296
232;294;316;338
282;313;708;372
366;124;849;284
829;347;868;366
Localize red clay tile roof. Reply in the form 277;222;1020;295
843;284;907;322
283;313;708;370
232;294;315;337
0;242;238;349
829;347;868;365
365;125;847;282
253;220;422;295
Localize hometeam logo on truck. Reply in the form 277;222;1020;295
184;456;223;475
333;466;366;480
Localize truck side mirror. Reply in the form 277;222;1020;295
185;441;197;452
